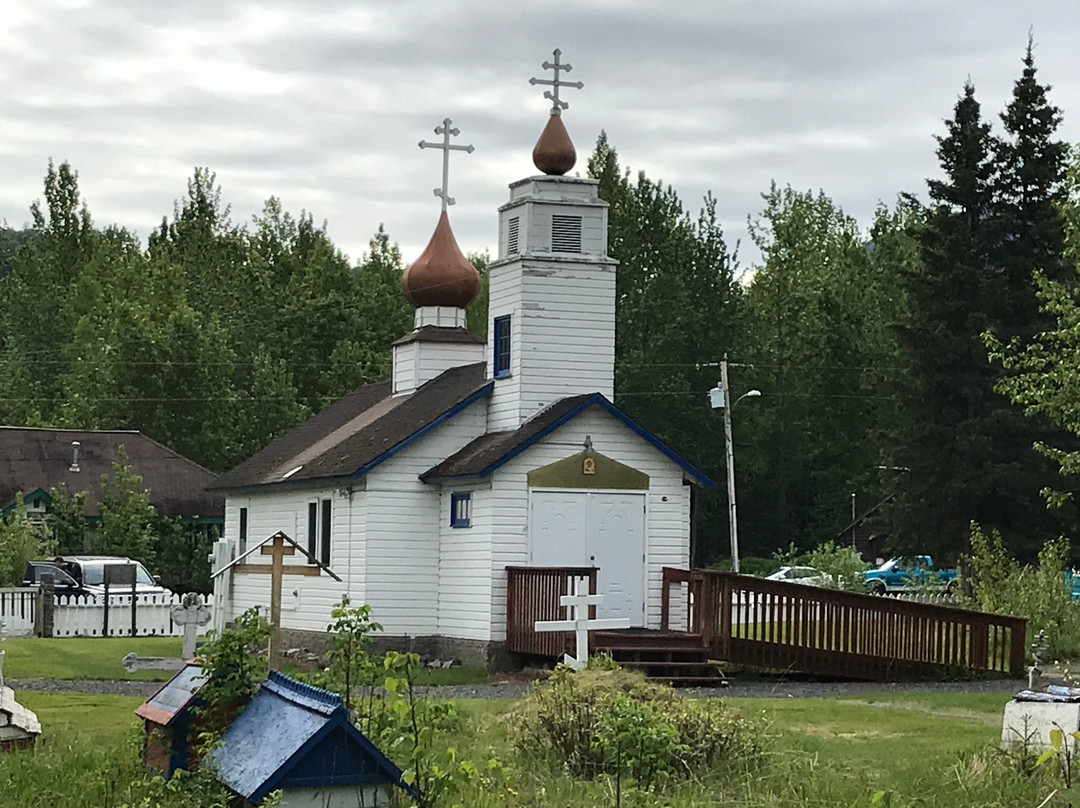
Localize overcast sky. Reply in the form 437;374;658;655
2;0;1078;272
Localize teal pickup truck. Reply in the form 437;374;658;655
863;555;959;595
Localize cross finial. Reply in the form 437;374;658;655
418;118;475;212
529;48;584;116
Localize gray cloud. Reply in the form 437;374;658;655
1;0;1077;267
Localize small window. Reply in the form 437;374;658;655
551;214;582;253
493;315;511;378
507;216;520;254
239;507;248;556
450;493;472;528
320;499;332;566
307;502;318;561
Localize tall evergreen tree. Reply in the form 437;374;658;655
887;62;1075;562
993;36;1072;328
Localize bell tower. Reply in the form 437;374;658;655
486;50;617;431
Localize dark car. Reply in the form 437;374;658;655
22;561;92;597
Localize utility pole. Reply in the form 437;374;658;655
721;358;740;573
709;358;759;575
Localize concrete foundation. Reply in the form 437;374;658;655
274;627;516;672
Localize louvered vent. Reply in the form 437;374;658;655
551;215;582;253
507;216;520;254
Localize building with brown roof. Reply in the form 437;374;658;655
209;61;713;664
0;427;223;526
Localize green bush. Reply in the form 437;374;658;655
510;665;760;787
964;523;1080;659
807;540;871;592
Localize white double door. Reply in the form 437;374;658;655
529;490;646;626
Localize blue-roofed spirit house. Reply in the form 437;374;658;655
210;672;415;807
209;50;716;680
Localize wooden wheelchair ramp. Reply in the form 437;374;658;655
661;568;1026;681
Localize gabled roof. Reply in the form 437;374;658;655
211;362;492;492
211;672;415;803
421;393;716;487
134;663;207;726
0;427;223;519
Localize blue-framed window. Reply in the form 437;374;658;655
450;492;472;528
493;315;511;378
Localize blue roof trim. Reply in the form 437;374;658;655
349;382;493;481
431;393;716;487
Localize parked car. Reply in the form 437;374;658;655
863;555;959;595
765;566;829;586
51;556;172;597
21;561;92;597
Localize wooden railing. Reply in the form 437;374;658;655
506;566;597;656
661;568;1026;680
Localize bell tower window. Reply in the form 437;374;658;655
493;315;512;378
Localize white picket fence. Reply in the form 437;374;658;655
0;588;214;638
0;588;37;637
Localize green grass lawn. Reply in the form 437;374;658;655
4;636;186;681
3;688;1068;808
16;691;144;741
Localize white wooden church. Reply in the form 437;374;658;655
210;53;714;664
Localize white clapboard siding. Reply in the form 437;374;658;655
0;589;37;636
392;341;485;396
226;484;354;633
49;593;215;637
487;405;691;641
363;398;489;636
438;484;492;641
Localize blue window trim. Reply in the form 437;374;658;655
493;315;511;379
450;492;472;528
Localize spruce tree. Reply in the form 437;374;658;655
888;61;1076;562
993;35;1072;330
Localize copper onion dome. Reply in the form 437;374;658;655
401;211;480;308
532;112;577;175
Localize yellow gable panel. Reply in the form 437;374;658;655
527;451;649;490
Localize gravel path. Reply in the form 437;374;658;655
7;676;1026;701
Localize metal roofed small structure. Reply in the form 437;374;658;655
134;663;207;776
210;671;416;806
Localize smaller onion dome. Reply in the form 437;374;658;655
401;211;480;308
532;112;577;176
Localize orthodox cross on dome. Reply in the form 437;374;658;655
418;118;475;212
529;48;583;116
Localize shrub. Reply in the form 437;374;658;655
510;665;760;787
807;540;870;592
0;497;51;586
964;523;1080;659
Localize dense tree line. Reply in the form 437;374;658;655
0;41;1074;569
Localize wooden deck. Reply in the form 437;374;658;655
661;568;1026;680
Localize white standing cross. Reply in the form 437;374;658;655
529;48;584;116
419;118;475;211
534;576;631;670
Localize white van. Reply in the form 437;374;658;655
56;556;172;597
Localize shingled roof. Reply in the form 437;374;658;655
211;362;492;492
0;427;223;519
421;393;715;487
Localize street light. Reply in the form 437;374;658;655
708;357;760;574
